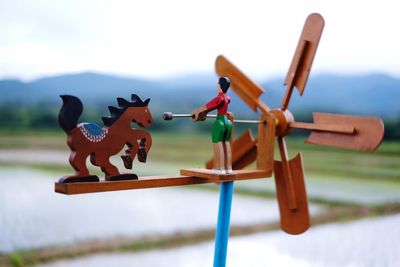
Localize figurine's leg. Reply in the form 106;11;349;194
212;117;226;173
218;142;226;172
223;119;233;173
223;141;233;173
213;143;224;172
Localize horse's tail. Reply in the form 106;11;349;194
59;95;83;133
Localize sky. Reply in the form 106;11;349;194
0;0;399;81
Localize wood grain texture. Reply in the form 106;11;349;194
225;112;234;171
58;94;153;183
282;13;324;110
306;112;384;152
215;55;269;112
180;168;271;182
289;121;354;134
277;137;297;209
281;41;307;111
233;147;257;170
55;175;207;195
231;130;256;167
256;113;275;172
206;130;257;170
274;153;310;235
55;170;272;195
270;109;294;137
284;13;324;95
213;143;224;171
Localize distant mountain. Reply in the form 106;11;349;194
261;73;400;118
1;72;399;119
22;72;160;104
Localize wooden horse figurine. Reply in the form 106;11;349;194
58;94;153;183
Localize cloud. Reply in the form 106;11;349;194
1;0;399;80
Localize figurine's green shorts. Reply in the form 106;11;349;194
211;115;232;143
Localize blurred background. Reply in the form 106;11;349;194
1;0;400;266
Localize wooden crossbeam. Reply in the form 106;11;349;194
55;169;271;195
180;168;271;181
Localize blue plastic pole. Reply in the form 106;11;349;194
213;181;234;267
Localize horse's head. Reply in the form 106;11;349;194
102;94;153;128
120;94;153;128
128;102;153;128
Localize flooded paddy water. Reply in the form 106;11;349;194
0;168;321;253
0;133;399;266
39;214;400;267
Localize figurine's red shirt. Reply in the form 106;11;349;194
205;92;230;115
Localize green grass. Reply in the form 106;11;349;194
0;131;67;150
0;130;399;181
9;252;24;267
285;138;400;180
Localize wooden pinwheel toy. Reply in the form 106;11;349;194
208;13;385;235
55;13;384;267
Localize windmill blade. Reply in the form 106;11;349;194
276;137;297;210
306;112;384;152
289;121;355;135
231;130;258;170
215;55;270;113
233;148;257;170
274;137;310;234
281;13;325;110
274;152;310;235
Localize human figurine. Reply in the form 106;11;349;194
192;77;233;174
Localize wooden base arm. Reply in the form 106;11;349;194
55;169;272;195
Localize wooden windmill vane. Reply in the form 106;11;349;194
208;13;384;234
55;12;384;239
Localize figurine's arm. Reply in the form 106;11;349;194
192;106;208;121
192;95;223;121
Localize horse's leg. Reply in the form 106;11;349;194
70;151;90;176
59;151;99;183
134;130;152;155
128;130;152;163
121;141;139;169
92;153;120;179
128;141;140;161
94;152;138;181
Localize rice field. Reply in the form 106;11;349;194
0;131;399;266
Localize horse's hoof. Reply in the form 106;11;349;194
138;148;147;163
59;175;100;183
108;173;138;181
121;155;133;169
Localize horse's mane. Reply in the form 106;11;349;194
102;94;150;127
